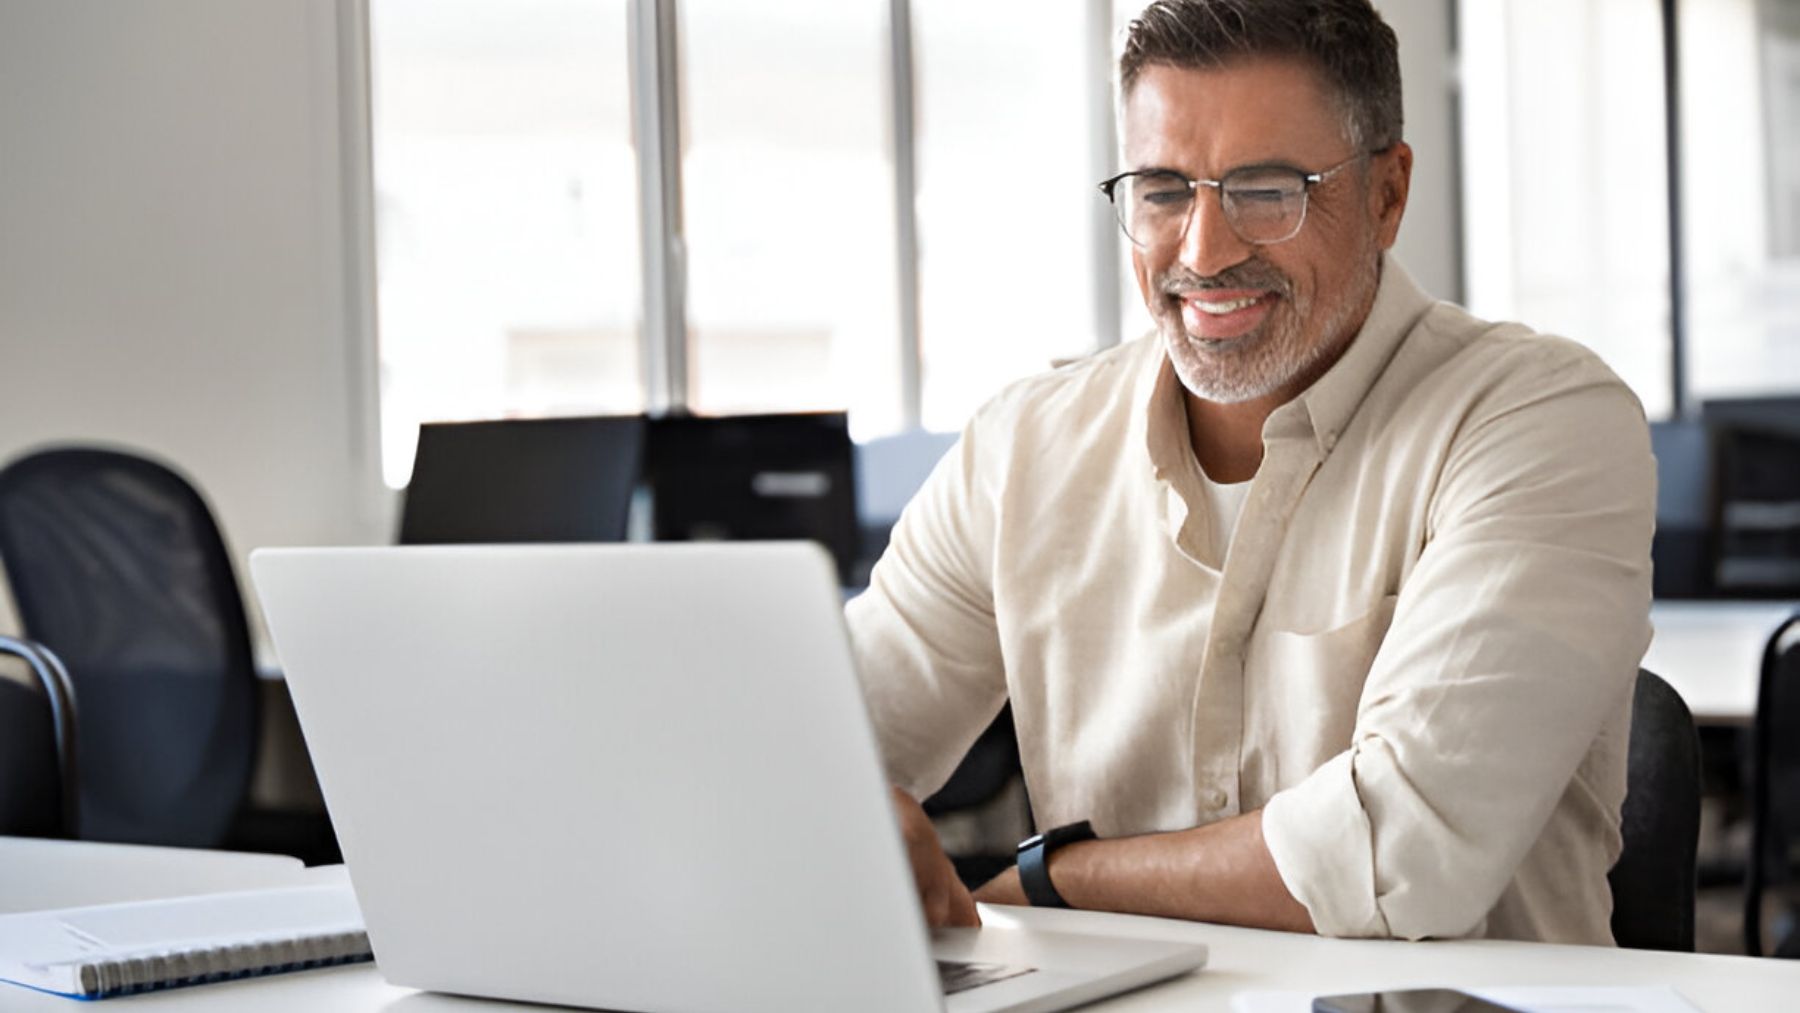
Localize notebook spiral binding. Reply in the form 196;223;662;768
70;929;372;998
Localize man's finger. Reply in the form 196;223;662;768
947;878;982;928
923;881;952;926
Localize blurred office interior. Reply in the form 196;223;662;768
1;0;1799;957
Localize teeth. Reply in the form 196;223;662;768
1191;295;1261;314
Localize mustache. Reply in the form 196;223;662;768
1157;260;1291;298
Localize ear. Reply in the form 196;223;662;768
1370;141;1412;249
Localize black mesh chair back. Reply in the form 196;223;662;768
400;415;647;545
1608;668;1701;951
1746;613;1800;957
0;636;79;837
0;447;256;846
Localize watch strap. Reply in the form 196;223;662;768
1017;819;1097;908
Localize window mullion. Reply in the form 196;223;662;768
889;0;923;431
1660;0;1688;418
630;0;689;414
1088;0;1122;350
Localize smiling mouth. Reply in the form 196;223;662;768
1174;289;1278;341
1188;294;1265;315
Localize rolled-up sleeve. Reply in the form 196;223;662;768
844;413;1009;800
1262;362;1655;940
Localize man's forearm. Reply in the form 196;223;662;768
973;809;1315;933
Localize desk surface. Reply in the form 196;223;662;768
0;905;1791;1011
0;837;311;914
2;840;1793;1012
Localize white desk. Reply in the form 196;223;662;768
1645;601;1797;724
3;841;1794;1012
0;837;312;914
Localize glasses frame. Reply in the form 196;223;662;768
1097;150;1381;249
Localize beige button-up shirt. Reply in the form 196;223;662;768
844;257;1655;944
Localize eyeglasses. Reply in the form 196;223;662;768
1097;153;1369;249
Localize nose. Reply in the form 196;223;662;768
1175;186;1253;278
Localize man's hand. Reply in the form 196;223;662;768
890;786;980;928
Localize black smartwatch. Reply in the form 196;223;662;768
1016;819;1097;908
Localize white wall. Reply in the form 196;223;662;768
0;0;389;634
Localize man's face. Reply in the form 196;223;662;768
1121;59;1409;405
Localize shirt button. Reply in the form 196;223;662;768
1201;788;1228;810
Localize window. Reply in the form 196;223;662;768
912;0;1110;429
678;0;903;433
1680;0;1800;402
1461;0;1800;418
369;0;640;488
367;1;1132;484
1458;0;1675;418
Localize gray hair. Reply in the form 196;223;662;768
1119;0;1403;152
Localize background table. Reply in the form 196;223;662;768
1644;600;1796;724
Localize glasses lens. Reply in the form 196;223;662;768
1219;166;1308;244
1113;172;1193;248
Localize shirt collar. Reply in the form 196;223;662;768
1272;253;1436;456
1139;252;1437;472
1140;343;1191;485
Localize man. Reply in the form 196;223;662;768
846;0;1654;945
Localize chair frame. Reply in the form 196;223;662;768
0;634;79;835
1744;612;1800;956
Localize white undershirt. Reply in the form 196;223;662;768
1199;469;1253;562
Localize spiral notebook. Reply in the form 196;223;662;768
0;883;369;999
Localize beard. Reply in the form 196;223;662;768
1152;243;1381;405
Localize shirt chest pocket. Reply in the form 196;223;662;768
1240;595;1400;795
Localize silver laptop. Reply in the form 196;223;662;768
251;543;1206;1013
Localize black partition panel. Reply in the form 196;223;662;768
1710;426;1800;597
1699;398;1800;597
399;416;647;545
645;412;859;584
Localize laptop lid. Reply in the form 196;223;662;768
251;543;943;1013
398;416;646;545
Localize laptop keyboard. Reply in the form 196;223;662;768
936;959;1036;995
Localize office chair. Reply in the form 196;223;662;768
923;706;1023;890
852;429;959;584
400;415;647;545
0;446;258;847
0;635;79;837
1745;613;1800;957
1608;669;1701;952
